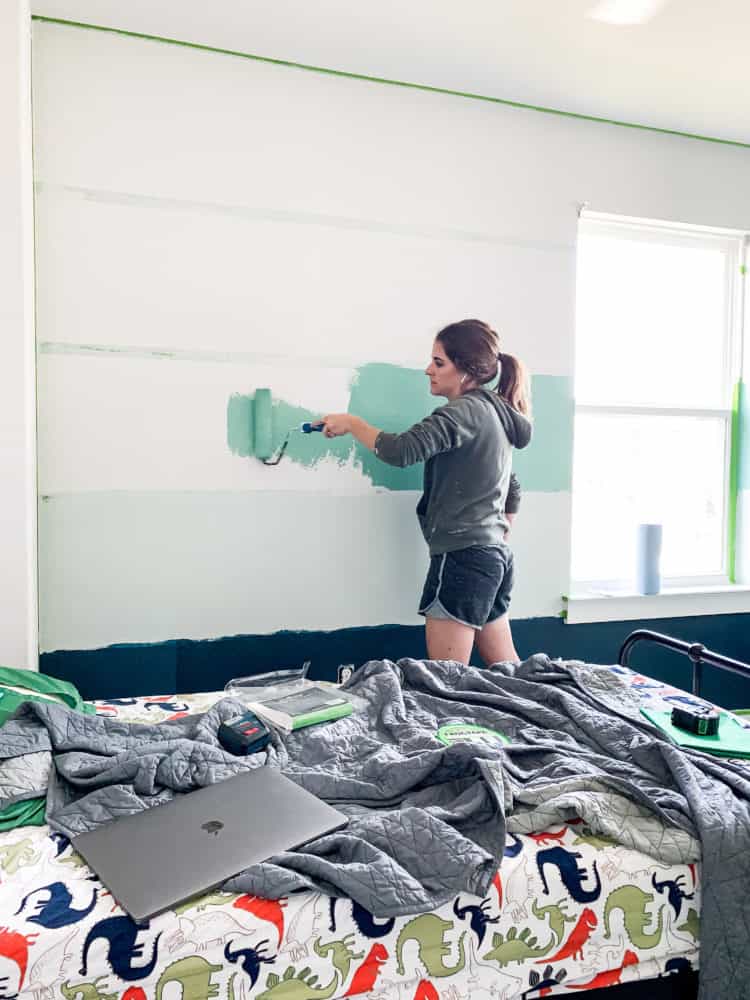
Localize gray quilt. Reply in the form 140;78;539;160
1;655;749;1000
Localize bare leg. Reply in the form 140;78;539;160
476;614;519;666
425;617;476;665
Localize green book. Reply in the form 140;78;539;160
249;685;353;732
641;706;750;758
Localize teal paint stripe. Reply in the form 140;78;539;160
514;375;574;492
228;369;572;493
227;394;252;457
32;16;750;151
348;364;436;491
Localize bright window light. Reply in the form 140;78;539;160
571;215;743;592
587;0;670;27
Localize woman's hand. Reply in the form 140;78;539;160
318;413;381;452
320;414;352;439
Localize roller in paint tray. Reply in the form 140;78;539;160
252;388;324;466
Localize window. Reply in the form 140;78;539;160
571;213;746;593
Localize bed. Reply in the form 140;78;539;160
1;631;747;1000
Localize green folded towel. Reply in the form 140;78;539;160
642;705;750;757
0;666;95;830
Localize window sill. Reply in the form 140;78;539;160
564;584;750;625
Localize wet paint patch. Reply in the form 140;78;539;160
513;374;574;492
349;364;435;490
228;366;572;492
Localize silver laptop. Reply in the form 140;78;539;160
72;767;348;921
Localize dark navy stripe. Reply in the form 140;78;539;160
40;614;750;708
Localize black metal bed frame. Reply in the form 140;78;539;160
611;629;750;999
618;628;750;699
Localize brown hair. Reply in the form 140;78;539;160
435;319;531;416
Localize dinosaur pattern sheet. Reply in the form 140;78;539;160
0;670;711;999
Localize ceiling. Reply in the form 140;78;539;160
31;0;750;146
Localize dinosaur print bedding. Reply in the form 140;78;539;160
0;665;720;1000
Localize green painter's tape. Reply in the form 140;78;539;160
253;389;273;460
728;381;741;581
228;366;572;493
31;17;750;151
739;380;750;493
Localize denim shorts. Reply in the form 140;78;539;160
419;544;514;630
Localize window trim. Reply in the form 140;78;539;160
571;212;747;594
564;584;750;626
578;210;748;244
576;404;732;419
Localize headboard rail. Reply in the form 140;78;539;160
618;628;750;699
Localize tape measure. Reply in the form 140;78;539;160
218;711;271;755
671;704;720;737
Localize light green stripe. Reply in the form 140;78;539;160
728;380;743;582
32;16;750;151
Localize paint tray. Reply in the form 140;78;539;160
224;663;312;703
224;665;365;712
641;706;750;758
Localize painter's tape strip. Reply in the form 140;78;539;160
728;380;744;582
35;182;574;255
31;16;750;151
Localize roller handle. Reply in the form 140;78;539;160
301;422;325;433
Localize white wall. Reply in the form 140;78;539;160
0;0;37;669
31;21;750;652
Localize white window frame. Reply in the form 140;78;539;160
572;211;747;596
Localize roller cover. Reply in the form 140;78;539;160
253;388;273;460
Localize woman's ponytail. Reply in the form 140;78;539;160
435;318;531;417
497;352;531;417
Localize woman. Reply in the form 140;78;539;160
320;319;532;666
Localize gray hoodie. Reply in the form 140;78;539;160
374;388;532;555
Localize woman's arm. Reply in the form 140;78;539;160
320;399;476;467
328;403;477;469
319;414;380;452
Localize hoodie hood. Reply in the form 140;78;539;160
473;389;532;449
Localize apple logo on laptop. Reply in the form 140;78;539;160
201;820;224;836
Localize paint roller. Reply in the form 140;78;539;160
252;388;324;466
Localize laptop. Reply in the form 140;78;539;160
72;767;348;921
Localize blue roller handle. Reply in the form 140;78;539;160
301;422;325;433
